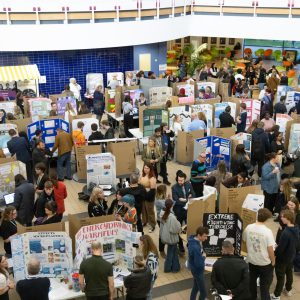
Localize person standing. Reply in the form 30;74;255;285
188;113;206;132
219;106;235;128
236;103;247;133
243;208;275;300
211;241;250;300
16;257;50;300
79;242;114;300
7;129;33;183
32;140;52;172
271;210;299;299
122;95;134;138
88;123;104;144
69;78;82;102
73;121;86;146
93;85;105;121
188;226;209;300
34;181;55;218
51;128;73;181
13;174;35;227
190;153;207;197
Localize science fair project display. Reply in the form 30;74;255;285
72;117;98;141
288;123;300;154
149;86;172;106
140;78;168;99
0;101;16;115
86;153;116;187
141;108;168;137
0;160;26;199
230;132;252;156
214;102;236;128
0;123;18;149
240;99;261;128
125;71;139;86
57;96;77;116
107;72;124;87
168;106;191;132
191;104;213;128
202;213;242;256
105;88;122;116
277;85;293;103
11;232;73;282
27;98;51;120
276;113;293;134
27;119;70;149
194;136;231;171
286;90;300;112
175;83;195;103
196;81;216;96
124;88;144;117
86;73;104;94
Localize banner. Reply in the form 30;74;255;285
168;106;191;132
191;104;213;128
214;102;236;128
11;232;73;282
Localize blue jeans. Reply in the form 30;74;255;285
57;151;71;180
164;244;180;273
190;271;207;300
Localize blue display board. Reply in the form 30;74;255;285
194;136;231;171
27;119;70;148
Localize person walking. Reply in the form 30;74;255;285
79;242;114;300
188;226;209;300
190;153;207;197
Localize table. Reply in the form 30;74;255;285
129;128;148;154
235;59;250;64
49;277;125;300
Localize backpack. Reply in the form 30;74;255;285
252;134;264;159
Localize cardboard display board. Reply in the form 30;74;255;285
9;118;32;134
105;88;122;117
208;127;236;139
72;117;98;141
107;141;136;177
219;82;229;100
27;98;52;120
207;77;220;95
17;222;65;234
0;123;18;149
286;90;300;112
86;73;104;94
175;83;195;97
219;184;263;215
168;106;191;132
187;193;216;237
74;144;101;180
0;101;16;115
214;102;237;128
230;133;252;157
11;232;72;282
176;130;204;164
86;153;116;187
191;104;213;128
240;98;261;128
196;81;216;98
57;96;77;116
194;136;231;171
0;160;26;199
149;86;172;106
140;78;168;99
107;72;124;87
27;119;70;149
203;213;242;256
276;113;293;135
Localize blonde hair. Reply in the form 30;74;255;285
89;187;104;203
66;102;75;113
146;138;160;158
198;111;207;122
281;179;292;202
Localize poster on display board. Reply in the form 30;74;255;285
0;123;18;149
0;90;16;101
276;114;293;134
191;104;213;128
125;71;139;86
86;73;104;95
214;102;236;128
288;123;300;154
230;133;252;156
0;160;26;199
107;72;124;87
105;88;122;116
202;213;242;257
277;85;293;103
0;101;16;115
168;106;191;132
142;108;168;137
11;232;73;282
124;89;143;117
27;98;51;120
176;83;195;98
194;136;231;171
27;119;70;149
72;117;98;141
86;153;116;187
178;96;194;105
57;96;77;116
286;91;300;112
196;82;216;96
240;99;261;129
74;221;141;269
149;86;172;106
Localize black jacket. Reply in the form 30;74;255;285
274;102;287;115
88;131;104;144
211;255;250;300
231;154;251;176
219;112;235;128
7;136;32;163
13;180;35;225
251;128;270;157
34;191;55;218
124;267;152;298
104;127;115;139
120;185;146;212
32;147;51;167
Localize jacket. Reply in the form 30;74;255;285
13;180;35;225
275;226;299;263
219;112;235;128
34;191;55;218
124;267;152;298
159;211;181;245
32;147;51;167
88;131;104;144
104;127;115;139
251;128;270;157
231;154;251;176
142;147;162;175
188;235;205;276
261;161;280;194
52;131;73;157
72;129;86;146
172;182;195;210
211;255;250;300
7;136;31;163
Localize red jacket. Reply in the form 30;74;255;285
53;181;67;214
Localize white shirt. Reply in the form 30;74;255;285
258;90;266;100
243;223;275;266
235;74;245;80
69;83;82;101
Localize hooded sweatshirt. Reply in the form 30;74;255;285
72;129;86;145
188;235;205;276
275;225;299;263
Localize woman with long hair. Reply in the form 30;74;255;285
246;119;259;134
160;199;181;273
198;112;207;127
275;179;292;215
64;102;77;123
40;201;61;225
140;163;157;233
88;187;108;217
210;160;231;193
231;144;253;176
0;255;14;299
0;206;17;256
171;115;183;136
140;234;159;300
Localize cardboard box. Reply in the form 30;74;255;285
219;82;229;100
207;77;220;95
219;184;263;215
107;140;136;177
17;221;65;234
209;127;236;139
9;118;32;134
176;130;204;164
74;144;101;180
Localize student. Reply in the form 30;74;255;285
34;181;55;218
190;153;207;197
236;103;247;133
34;162;48;194
101;120;115;139
122;95;134;138
88;123;103;144
88;187;108;217
219;106;235;128
72;121;86;145
116;194;137;227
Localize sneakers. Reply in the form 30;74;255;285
283;288;293;297
270;293;280;300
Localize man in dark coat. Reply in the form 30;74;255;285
32;140;52;172
13;174;35;226
212;241;250;300
219;106;235;128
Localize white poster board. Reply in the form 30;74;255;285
231;132;252;156
28;98;51;119
276;113;292;134
286;91;300;112
241;99;261;129
191;104;213;128
72;117;98;140
0;123;18;149
176;83;195;98
86;73;104;94
0;101;16;114
288;123;300;154
149;86;172;106
196;81;216;95
107;72;124;87
125;70;139;86
168;106;191;132
86;153;116;187
242;194;264;212
277;85;293;103
11;232;73;282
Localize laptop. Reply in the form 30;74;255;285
4;193;15;205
